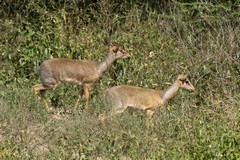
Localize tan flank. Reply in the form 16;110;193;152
33;43;129;113
104;74;195;117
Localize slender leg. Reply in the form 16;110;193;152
40;90;52;112
73;86;84;113
115;109;125;114
33;84;45;96
33;83;53;112
83;85;90;111
98;109;123;124
146;109;154;118
111;100;126;115
99;108;125;123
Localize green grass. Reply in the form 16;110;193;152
0;0;240;159
0;81;239;159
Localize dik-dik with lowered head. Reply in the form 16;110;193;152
104;74;195;117
33;43;129;113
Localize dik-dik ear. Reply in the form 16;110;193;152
109;42;119;53
109;42;114;46
177;74;187;81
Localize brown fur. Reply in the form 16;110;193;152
33;43;129;113
104;74;195;117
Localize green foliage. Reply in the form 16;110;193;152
0;0;240;159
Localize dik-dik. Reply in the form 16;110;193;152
104;74;195;117
33;43;129;113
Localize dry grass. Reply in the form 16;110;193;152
0;83;239;159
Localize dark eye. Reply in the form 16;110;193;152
185;80;189;85
120;50;124;54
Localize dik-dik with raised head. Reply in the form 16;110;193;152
104;74;195;117
33;43;129;113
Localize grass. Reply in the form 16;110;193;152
0;81;239;159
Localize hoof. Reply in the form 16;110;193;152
46;107;54;113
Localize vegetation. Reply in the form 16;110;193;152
0;0;239;159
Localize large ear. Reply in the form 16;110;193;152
109;42;113;46
177;74;187;81
113;46;119;53
179;79;184;87
177;74;186;86
109;42;116;48
109;42;119;53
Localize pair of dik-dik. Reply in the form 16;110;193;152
33;43;195;117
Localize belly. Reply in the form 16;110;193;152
60;77;83;85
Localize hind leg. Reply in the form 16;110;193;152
114;108;126;114
33;84;45;96
33;84;53;112
98;107;126;124
114;98;127;113
40;90;53;112
113;102;128;115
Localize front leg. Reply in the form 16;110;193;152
83;84;90;111
40;90;53;113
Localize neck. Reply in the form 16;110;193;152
161;80;180;104
97;52;116;75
